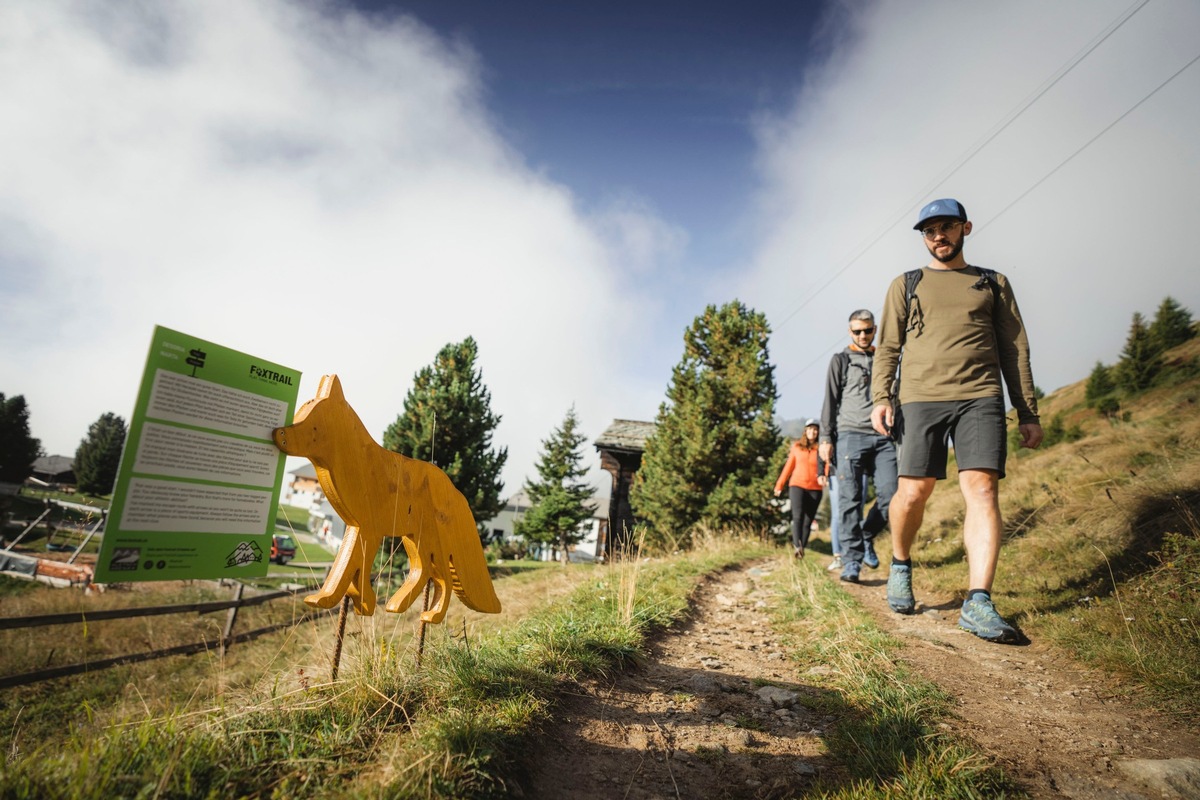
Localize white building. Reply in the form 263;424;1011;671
480;489;609;563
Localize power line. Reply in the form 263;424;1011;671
778;335;844;389
777;47;1200;390
771;0;1151;332
974;50;1200;237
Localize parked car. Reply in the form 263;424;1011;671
271;534;297;565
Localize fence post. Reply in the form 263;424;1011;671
219;582;245;657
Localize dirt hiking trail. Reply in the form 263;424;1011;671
519;558;1200;799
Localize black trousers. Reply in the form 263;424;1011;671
789;486;822;550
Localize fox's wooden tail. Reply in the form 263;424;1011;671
444;506;501;613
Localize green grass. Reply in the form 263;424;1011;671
274;503;311;532
0;538;771;799
879;335;1200;723
763;556;1020;799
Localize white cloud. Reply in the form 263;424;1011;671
0;0;670;497
739;0;1200;423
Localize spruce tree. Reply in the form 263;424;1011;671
1114;312;1164;393
1084;361;1115;408
383;337;507;528
631;300;783;546
1148;296;1194;352
515;407;593;564
74;412;127;496
0;393;42;484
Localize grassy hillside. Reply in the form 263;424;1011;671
884;332;1200;719
0;337;1196;797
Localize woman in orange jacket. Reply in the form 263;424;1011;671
773;419;825;558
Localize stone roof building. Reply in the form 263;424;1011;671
594;419;656;557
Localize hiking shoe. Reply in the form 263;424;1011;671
840;561;861;583
958;595;1019;643
826;555;843;572
863;540;880;569
886;564;915;614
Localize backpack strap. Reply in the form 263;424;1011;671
892;266;1000;400
901;268;924;337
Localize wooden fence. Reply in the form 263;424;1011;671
0;582;335;689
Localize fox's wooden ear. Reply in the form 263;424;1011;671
317;374;344;399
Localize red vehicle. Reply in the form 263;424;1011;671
271;534;297;565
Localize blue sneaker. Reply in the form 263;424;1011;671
863;540;880;569
958;595;1018;643
840;561;861;583
886;564;915;614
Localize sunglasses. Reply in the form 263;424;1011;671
919;220;963;239
850;326;876;336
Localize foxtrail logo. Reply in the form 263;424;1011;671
249;365;294;386
226;541;263;568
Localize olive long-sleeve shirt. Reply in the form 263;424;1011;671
870;265;1040;424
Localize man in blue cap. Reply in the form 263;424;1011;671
869;199;1042;643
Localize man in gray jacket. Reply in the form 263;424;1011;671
820;309;898;583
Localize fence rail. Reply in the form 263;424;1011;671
0;582;333;689
0;587;303;630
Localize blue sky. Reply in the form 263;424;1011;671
2;0;1198;499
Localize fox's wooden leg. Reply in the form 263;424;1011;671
420;561;451;624
385;535;427;614
305;527;377;615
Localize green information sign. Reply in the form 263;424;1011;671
94;326;301;583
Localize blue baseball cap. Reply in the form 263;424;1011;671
913;198;968;230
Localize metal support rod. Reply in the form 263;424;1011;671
331;595;350;681
416;580;432;668
219;582;245;658
68;512;106;565
4;508;52;552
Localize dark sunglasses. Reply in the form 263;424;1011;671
850;326;876;335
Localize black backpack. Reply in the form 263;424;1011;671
890;266;1001;397
902;266;999;338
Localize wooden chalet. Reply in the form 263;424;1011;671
594;419;656;558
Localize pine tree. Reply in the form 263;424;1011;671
631;300;784;546
383;337;507;528
74;412;127;495
515;407;593;564
1114;312;1164;393
0;393;42;484
1084;361;1115;408
1147;296;1194;352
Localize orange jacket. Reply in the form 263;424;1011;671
774;441;822;493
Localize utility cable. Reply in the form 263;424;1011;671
771;0;1151;332
778;335;845;390
973;50;1200;238
776;47;1200;390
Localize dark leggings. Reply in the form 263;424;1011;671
789;486;822;550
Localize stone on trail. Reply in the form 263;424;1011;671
1114;757;1200;799
756;685;799;708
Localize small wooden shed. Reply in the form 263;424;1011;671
594;419;656;558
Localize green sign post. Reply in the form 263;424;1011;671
94;326;301;582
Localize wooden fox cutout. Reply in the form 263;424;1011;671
272;375;501;623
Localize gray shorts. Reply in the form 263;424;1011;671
894;397;1007;479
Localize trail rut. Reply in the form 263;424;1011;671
518;557;1200;799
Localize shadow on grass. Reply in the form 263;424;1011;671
1028;486;1200;616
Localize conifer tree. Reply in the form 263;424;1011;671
74;413;127;495
1115;312;1164;393
515;407;593;564
0;393;42;484
1148;296;1194;352
631;301;783;546
1084;361;1116;408
383;337;507;528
